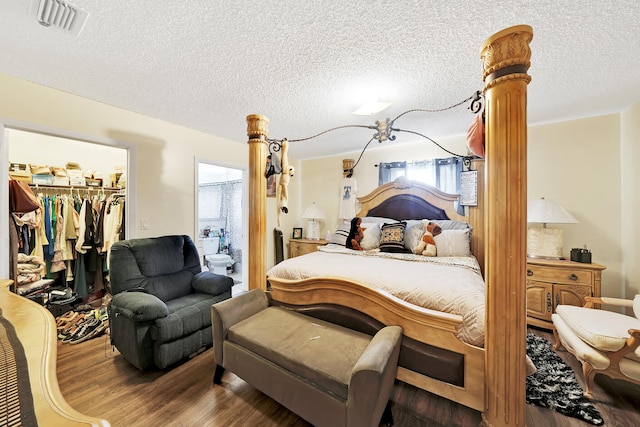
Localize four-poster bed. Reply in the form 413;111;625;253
267;171;486;410
246;25;532;427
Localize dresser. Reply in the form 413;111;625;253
289;238;328;258
526;258;606;329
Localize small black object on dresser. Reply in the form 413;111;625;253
570;247;592;263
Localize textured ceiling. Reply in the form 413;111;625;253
1;0;639;159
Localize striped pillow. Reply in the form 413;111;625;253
329;223;351;246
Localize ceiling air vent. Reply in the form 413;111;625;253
29;0;90;36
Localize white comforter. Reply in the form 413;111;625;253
267;244;486;347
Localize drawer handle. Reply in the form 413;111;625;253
569;274;578;281
526;269;533;277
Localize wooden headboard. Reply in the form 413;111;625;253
356;161;485;272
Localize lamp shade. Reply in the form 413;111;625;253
527;197;577;259
527;198;577;224
302;202;325;220
302;203;325;240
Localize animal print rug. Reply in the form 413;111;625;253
526;333;604;425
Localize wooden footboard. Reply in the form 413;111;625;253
0;280;109;426
267;276;485;411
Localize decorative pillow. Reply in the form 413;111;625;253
329;223;350;246
379;222;409;253
431;220;472;231
434;229;472;257
359;223;381;250
361;216;396;225
403;220;425;250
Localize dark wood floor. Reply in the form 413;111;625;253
56;327;640;427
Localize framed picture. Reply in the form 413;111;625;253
292;227;303;239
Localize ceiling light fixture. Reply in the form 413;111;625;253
352;100;391;116
30;0;90;36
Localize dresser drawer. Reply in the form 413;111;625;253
526;258;605;330
526;265;592;285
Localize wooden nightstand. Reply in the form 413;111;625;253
526;258;606;329
289;238;328;258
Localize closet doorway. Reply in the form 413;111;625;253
196;160;246;293
0;122;135;281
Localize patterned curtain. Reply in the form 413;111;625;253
198;179;243;260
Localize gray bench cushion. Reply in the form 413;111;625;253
228;306;372;400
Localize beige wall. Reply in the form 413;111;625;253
299;114;638;300
528;115;623;298
0;73;256;275
0;73;297;273
621;103;640;301
1;72;638;298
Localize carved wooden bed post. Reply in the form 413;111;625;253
480;25;533;427
246;114;269;291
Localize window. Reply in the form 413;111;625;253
379;157;463;193
378;156;464;214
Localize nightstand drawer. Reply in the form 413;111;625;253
289;239;328;258
526;265;592;285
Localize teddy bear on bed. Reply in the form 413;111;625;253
412;220;442;257
346;217;366;251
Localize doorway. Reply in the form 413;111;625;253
196;161;246;293
1;122;135;280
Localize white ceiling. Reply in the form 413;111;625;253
1;0;639;160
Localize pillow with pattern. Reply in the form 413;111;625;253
434;229;472;257
379;222;409;253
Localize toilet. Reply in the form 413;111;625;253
201;237;231;275
206;254;232;276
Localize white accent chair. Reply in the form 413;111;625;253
552;296;640;398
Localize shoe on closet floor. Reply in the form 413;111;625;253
58;313;90;341
56;311;78;331
70;319;109;345
63;317;100;344
49;288;77;305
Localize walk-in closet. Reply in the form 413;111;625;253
7;127;128;306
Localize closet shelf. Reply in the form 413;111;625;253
29;183;124;192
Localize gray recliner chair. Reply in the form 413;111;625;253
108;235;233;369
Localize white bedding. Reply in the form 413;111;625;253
267;244;486;347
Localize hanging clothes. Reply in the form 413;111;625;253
42;196;54;261
102;194;125;267
75;198;94;254
14;185;124;296
50;197;66;273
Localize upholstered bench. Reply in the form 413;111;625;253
211;289;402;427
552;296;640;398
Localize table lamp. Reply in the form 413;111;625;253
302;202;325;240
527;197;578;259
